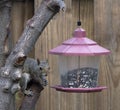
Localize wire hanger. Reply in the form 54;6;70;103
77;0;81;26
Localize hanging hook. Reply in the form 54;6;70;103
77;0;81;26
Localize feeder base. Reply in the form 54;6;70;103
51;85;107;93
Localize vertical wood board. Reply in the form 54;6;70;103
35;1;95;110
94;0;120;110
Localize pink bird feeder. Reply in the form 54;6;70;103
49;28;110;93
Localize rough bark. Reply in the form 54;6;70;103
0;0;65;110
19;83;43;110
0;1;12;67
0;1;15;110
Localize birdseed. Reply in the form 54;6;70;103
61;67;98;88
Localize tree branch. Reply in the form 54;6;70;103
19;83;43;110
0;0;65;110
4;0;65;68
0;1;14;110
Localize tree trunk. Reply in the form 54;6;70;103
0;1;15;110
19;83;43;110
0;0;65;110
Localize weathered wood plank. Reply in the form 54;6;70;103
35;0;94;110
11;2;24;45
94;0;120;110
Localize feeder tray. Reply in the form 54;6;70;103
51;85;107;93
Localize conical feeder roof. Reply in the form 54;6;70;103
49;28;110;56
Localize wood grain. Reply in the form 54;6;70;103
35;1;97;110
94;0;120;110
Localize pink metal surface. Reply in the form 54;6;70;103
73;28;86;38
49;28;110;56
62;37;97;45
51;85;107;93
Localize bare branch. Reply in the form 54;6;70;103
0;1;14;110
0;0;65;110
2;0;65;94
5;0;65;68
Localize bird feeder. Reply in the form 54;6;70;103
49;28;110;93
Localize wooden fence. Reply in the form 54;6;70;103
12;0;120;110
